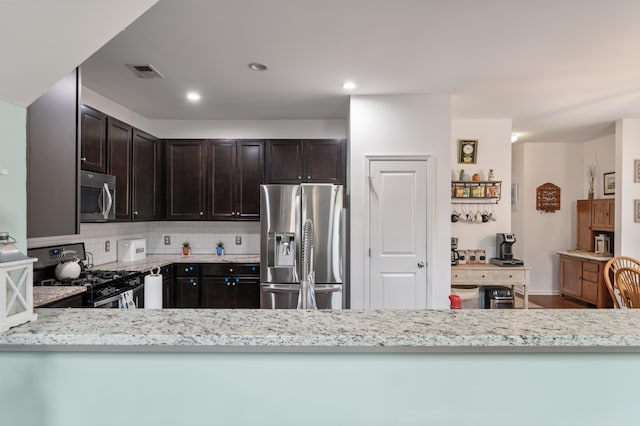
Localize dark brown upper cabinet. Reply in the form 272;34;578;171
80;105;107;173
166;140;207;220
27;68;80;238
304;139;345;184
166;139;264;221
106;117;132;221
209;140;263;220
265;139;303;183
132;129;162;221
265;139;344;184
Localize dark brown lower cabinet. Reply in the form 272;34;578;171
201;277;260;309
201;263;260;308
175;277;199;308
161;264;174;308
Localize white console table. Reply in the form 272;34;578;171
451;264;532;309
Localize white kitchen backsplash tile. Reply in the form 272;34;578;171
28;221;260;267
147;221;260;255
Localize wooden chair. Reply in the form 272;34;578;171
603;257;640;308
614;266;640;308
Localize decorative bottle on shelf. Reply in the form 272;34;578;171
459;169;465;181
488;169;495;181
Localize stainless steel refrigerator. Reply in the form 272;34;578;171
260;184;344;309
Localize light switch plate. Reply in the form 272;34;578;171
105;240;110;252
164;235;171;245
235;235;242;245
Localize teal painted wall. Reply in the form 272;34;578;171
2;351;640;426
0;100;27;249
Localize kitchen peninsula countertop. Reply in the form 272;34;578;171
2;308;640;353
97;253;260;273
33;286;86;307
556;249;613;261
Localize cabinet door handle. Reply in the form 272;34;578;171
481;275;486;278
229;268;233;272
81;157;87;162
307;176;311;179
133;211;138;215
231;211;235;216
200;211;204;216
298;176;302;179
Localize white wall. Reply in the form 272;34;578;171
0;101;27;250
615;119;640;258
349;94;451;309
451;119;512;259
583;134;615;199
150;119;347;139
82;87;347;139
513;142;583;295
82;87;153;132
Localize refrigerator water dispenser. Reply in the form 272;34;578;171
274;233;296;267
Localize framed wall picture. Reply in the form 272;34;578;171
635;200;640;223
457;139;478;164
635;160;640;183
604;172;615;195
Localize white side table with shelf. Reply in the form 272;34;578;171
451;263;532;309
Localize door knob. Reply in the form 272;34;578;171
417;261;425;268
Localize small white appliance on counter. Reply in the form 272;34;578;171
117;238;146;262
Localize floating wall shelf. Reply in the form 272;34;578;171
451;181;502;203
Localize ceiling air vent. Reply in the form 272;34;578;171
126;64;164;79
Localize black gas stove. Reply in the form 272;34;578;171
28;243;144;308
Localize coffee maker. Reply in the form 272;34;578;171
490;233;524;266
451;237;460;265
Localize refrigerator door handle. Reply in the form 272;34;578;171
262;284;341;293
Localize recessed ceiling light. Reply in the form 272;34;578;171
342;81;357;90
248;62;268;71
186;92;201;102
511;133;519;143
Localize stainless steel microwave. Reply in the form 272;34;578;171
80;170;116;222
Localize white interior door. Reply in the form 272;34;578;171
369;159;428;309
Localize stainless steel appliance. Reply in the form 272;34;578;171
451;237;460;265
80;170;116;222
484;286;514;309
260;184;344;309
28;243;144;308
490;233;524;266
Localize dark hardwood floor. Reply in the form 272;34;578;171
525;294;595;309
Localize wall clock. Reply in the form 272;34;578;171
457;139;478;164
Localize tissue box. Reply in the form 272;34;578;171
117;239;146;262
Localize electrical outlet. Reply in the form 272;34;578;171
105;240;110;252
164;235;171;245
235;235;242;245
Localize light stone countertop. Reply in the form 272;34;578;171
2;308;640;353
97;254;260;273
33;287;86;307
557;250;613;262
